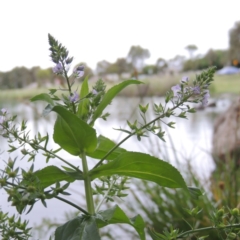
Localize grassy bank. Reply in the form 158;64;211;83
0;73;239;101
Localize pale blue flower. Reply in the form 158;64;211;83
1;108;7;114
53;63;63;74
92;89;98;95
69;91;79;103
73;65;84;78
181;76;189;83
202;90;210;107
191;86;201;95
171;84;181;97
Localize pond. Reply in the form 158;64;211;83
0;96;233;239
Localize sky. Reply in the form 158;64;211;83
1;0;240;72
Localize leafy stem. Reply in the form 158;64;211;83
81;152;95;215
37;145;82;173
5;181;88;214
177;223;240;238
2;125;82;173
61;59;76;114
95;178;117;212
55;196;89;215
93;95;189;169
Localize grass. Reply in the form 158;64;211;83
0;73;239;101
211;74;240;94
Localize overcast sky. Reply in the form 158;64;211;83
1;0;240;72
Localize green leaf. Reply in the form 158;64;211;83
87;135;127;160
30;93;55;105
96;205;145;240
188;187;203;199
90;80;142;125
148;228;165;240
55;216;101;240
77;77;90;120
52;106;97;155
33;166;83;189
90;152;187;190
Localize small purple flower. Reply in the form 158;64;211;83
202;90;210;107
0;116;4;124
0;116;4;129
191;86;201;95
69;91;79;103
181;76;189;83
1;108;7;114
53;63;63;74
171;84;181;97
92;89;98;95
73;65;84;78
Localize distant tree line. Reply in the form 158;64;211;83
0;63;93;89
0;21;239;89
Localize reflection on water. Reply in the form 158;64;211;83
0;96;232;239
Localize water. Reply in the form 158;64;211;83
0;96;232;239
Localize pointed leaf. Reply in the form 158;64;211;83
77;77;90;119
90;152;187;190
90;80;142;125
30;93;55;105
52;106;97;155
87;135;127;160
188;187;203;199
33;166;83;189
55;216;101;240
96;205;145;240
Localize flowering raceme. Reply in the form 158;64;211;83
202;90;210;107
53;63;63;74
171;84;181;97
69;91;79;103
73;65;84;78
191;86;201;95
171;74;212;107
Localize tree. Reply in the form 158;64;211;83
36;67;53;87
106;58;133;77
229;21;240;66
185;44;198;59
183;49;228;71
96;60;110;76
156;58;168;74
168;55;185;73
127;45;150;71
0;67;34;89
142;64;157;75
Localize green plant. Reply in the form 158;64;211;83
1;34;239;240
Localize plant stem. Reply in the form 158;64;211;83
93;96;188;170
81;152;95;214
3;125;82;173
61;60;76;114
55;196;89;215
38;145;82;173
177;223;240;238
95;178;116;212
6;181;88;214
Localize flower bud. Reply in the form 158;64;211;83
227;232;237;240
217;208;224;218
231;208;239;217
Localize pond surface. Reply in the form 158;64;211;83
0;96;233;239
